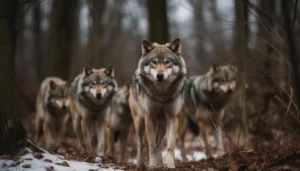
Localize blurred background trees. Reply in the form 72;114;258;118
14;0;300;151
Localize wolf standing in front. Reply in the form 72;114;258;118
129;38;187;168
69;66;117;155
181;64;237;156
35;77;70;149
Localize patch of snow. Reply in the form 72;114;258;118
0;149;123;171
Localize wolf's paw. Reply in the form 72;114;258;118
149;152;163;167
97;151;105;156
164;152;175;168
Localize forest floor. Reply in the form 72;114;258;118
2;86;300;170
2;111;300;171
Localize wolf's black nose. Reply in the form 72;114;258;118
96;93;102;99
227;89;232;94
156;73;164;82
62;105;67;110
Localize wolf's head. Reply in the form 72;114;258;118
80;65;117;103
48;80;70;111
208;64;237;95
136;38;186;83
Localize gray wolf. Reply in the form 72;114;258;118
69;65;118;156
129;38;187;168
180;64;237;157
106;84;132;163
35;77;70;149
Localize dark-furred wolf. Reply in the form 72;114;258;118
106;84;132;162
179;64;237;157
69;65;117;156
35;77;70;149
129;38;187;168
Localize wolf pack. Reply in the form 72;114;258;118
34;38;237;168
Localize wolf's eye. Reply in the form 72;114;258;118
165;60;171;64
90;82;96;86
100;82;106;86
151;60;157;65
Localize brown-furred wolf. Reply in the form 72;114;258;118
106;84;132;163
35;77;70;149
69;65;117;156
129;38;187;168
179;64;237;158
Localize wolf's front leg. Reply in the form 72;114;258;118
81;119;94;153
105;119;114;157
165;117;178;168
145;115;164;167
43;122;54;149
96;122;106;156
73;115;85;151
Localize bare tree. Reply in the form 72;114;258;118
233;0;248;147
86;0;106;66
46;0;79;80
33;0;43;82
147;0;169;43
282;0;300;109
0;0;27;155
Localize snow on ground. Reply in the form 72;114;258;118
0;148;123;171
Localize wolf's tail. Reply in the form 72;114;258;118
187;115;200;136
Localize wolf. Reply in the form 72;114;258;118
35;77;70;149
129;38;187;168
180;64;237;157
106;84;132;162
69;65;117;156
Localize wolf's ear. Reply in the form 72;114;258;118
142;40;154;56
104;65;114;77
64;81;70;87
83;65;93;77
208;64;219;75
228;65;237;72
49;80;57;90
168;38;181;55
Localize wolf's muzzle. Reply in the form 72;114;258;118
156;73;164;82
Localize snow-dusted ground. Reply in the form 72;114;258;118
0;148;123;171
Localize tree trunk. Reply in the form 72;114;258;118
233;0;248;147
46;0;79;80
33;0;43;82
0;0;27;155
282;0;300;109
147;0;169;43
87;0;106;66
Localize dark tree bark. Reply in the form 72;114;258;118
33;0;43;82
282;0;300;109
147;0;169;43
87;0;106;66
46;0;79;80
192;0;209;71
0;0;27;155
233;0;248;146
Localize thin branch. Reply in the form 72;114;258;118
17;0;32;6
236;69;290;79
293;0;299;30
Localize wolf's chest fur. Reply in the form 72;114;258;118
138;91;183;119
